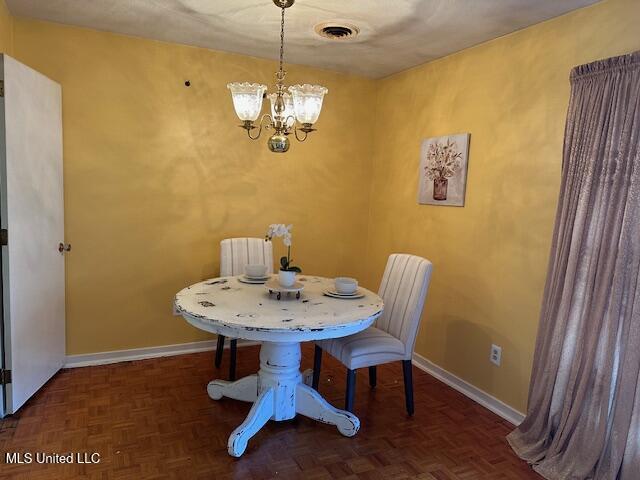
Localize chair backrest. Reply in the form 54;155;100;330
375;254;433;358
220;238;274;277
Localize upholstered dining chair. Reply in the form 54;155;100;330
216;237;273;380
312;253;432;415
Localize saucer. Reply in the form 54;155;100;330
323;289;365;299
238;274;271;284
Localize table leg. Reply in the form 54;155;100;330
207;374;258;402
295;383;360;437
228;388;274;457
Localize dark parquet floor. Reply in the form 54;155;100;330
0;344;541;479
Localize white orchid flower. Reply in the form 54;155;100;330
265;224;300;273
266;223;292;239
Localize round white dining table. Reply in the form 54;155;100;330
175;274;384;457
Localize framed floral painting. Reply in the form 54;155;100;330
418;133;470;207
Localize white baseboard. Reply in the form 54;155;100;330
64;339;258;368
412;352;525;426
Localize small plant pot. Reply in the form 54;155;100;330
433;178;448;201
278;270;296;288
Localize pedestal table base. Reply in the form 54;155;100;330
207;342;359;457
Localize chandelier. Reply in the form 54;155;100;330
227;0;328;153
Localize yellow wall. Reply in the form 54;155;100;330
2;0;639;412
365;0;640;412
11;19;376;355
0;0;12;54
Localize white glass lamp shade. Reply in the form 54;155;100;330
288;84;328;125
227;82;267;122
267;93;295;127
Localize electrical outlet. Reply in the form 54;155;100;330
490;344;502;366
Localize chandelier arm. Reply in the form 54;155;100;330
285;115;296;131
294;127;309;142
247;114;273;140
246;123;263;140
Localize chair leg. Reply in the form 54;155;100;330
369;366;377;388
312;345;322;390
345;369;356;413
229;339;238;381
215;335;225;368
402;360;414;416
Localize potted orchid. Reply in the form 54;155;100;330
265;224;302;287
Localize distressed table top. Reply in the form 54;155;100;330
175;275;384;342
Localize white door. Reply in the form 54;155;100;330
0;54;65;415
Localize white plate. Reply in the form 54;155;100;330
323;289;365;299
325;288;359;296
238;275;270;284
246;274;271;280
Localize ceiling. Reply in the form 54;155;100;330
6;0;599;78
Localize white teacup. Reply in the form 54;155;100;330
244;264;268;279
335;277;358;295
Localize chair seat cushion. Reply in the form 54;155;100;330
316;327;407;370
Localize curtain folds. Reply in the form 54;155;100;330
507;51;640;480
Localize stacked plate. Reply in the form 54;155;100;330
238;274;271;284
323;288;365;299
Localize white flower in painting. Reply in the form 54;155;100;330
424;138;462;181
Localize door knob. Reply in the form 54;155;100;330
58;243;71;253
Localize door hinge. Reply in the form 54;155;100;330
0;80;4;97
0;369;11;385
0;229;6;246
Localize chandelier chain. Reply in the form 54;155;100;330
278;5;285;82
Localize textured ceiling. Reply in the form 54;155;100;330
6;0;600;78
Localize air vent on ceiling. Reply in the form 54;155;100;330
315;22;360;41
